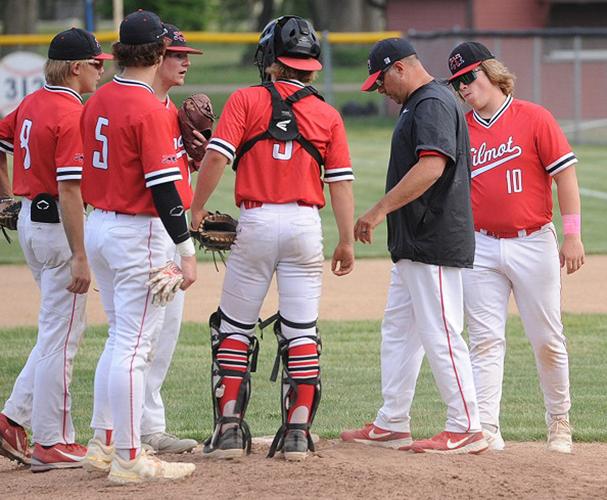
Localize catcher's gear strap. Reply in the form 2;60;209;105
260;313;321;458
205;309;259;455
231;82;325;172
150;182;190;244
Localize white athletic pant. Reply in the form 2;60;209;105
218;203;323;342
85;209;167;450
463;224;570;431
2;198;86;445
374;260;481;434
141;241;184;436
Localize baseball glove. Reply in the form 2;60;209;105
146;261;184;307
178;93;216;162
0;197;21;243
191;211;238;253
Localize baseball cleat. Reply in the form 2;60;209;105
482;428;505;451
31;442;87;472
141;432;198;455
0;413;31;465
340;423;413;450
411;431;488;455
108;449;195;484
84;438;114;472
547;416;572;454
202;427;244;459
282;429;309;461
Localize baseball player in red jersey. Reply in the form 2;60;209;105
80;11;196;483
447;42;585;453
190;15;354;461
140;23;202;455
0;28;110;471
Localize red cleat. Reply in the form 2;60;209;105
0;413;31;465
411;431;488;455
31;442;87;472
341;423;412;450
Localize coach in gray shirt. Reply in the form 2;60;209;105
341;38;487;455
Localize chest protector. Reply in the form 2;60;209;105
232;82;325;172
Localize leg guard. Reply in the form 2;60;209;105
204;309;259;456
261;313;321;458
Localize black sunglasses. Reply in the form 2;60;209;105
375;63;395;88
451;68;481;91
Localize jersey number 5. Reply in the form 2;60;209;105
19;119;33;170
93;116;109;169
506;169;523;194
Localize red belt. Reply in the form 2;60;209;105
476;226;544;239
242;200;316;210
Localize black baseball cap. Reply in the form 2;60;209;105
164;24;203;54
48;28;112;61
120;10;167;45
361;38;416;92
448;42;494;81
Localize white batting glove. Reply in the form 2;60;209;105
146;260;185;307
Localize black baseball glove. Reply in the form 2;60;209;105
0;197;21;243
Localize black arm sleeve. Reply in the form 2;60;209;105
150;182;190;244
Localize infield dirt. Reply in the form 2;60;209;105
1;257;606;498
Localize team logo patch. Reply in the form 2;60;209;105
449;53;465;72
172;30;186;43
73;153;84;163
367;59;371;71
161;154;177;164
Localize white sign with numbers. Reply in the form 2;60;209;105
0;51;45;117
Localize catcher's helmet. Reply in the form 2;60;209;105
254;15;322;81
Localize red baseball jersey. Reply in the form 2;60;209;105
207;79;353;208
81;76;186;215
0;85;84;199
467;96;577;233
165;96;192;209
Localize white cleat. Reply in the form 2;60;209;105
84;438;114;472
482;428;505;451
547;416;572;454
108;450;195;484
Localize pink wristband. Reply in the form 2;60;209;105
562;214;581;235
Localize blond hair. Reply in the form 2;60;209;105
44;59;75;86
480;59;516;96
265;62;317;84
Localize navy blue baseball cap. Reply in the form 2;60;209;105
48;28;112;61
164;24;203;54
448;42;494;80
120;10;167;45
361;38;416;92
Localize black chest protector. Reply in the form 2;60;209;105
232;82;325;172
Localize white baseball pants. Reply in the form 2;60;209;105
85;209;167;450
463;224;570;431
141;242;184;436
2;198;86;445
374;259;481;434
218;202;323;341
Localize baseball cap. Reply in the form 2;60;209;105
361;38;416;92
448;42;494;81
119;10;167;45
48;28;112;61
164;24;203;54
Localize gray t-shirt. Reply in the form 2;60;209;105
385;80;475;268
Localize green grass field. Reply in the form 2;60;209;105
1;122;605;263
0;314;605;443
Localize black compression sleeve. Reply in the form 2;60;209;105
150;182;190;244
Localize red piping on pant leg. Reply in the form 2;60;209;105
438;266;471;432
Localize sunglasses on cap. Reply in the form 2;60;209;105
451;68;481;92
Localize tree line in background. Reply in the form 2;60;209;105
0;0;385;34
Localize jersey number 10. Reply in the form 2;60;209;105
506;169;522;194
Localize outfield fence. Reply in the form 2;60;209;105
0;28;606;144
